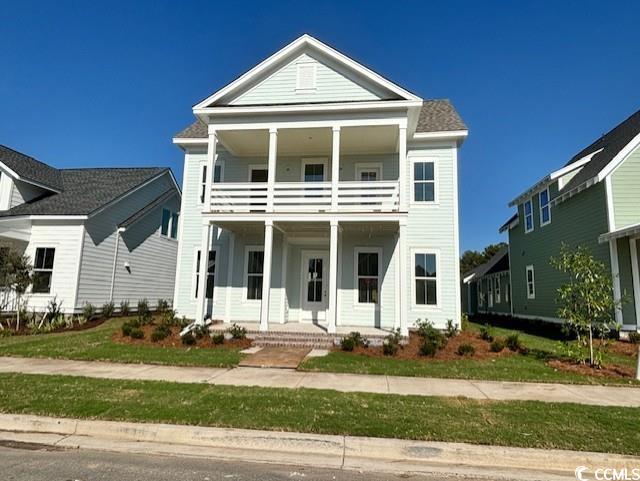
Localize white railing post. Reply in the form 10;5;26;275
398;123;407;211
260;220;274;332
205;130;217;212
331;126;340;211
267;128;278;212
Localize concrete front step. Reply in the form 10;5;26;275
253;340;336;349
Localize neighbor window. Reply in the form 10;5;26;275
161;208;178;240
32;247;55;294
488;279;493;308
246;249;264;300
356;250;379;304
413;161;435;202
414;252;437;305
494;277;501;304
524;199;534;233
539;188;551;226
477;283;484;307
194;250;215;300
526;265;535;299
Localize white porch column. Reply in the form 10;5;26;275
224;231;235;323
267;128;278;212
279;235;289;324
398;123;408;211
260;220;274;332
610;239;624;325
205;130;218;212
327;220;339;334
629;238;640;328
195;223;212;322
331;126;340;211
398;220;408;336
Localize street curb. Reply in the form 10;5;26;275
0;413;638;481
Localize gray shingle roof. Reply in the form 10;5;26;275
0;167;169;217
416;100;467;133
174;100;467;139
119;189;177;228
463;246;510;281
560;108;640;194
0;145;63;191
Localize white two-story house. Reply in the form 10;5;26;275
172;35;467;335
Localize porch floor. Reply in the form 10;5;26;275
210;321;392;337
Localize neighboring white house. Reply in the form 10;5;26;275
172;34;467;334
0;144;181;314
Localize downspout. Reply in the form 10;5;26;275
109;227;126;302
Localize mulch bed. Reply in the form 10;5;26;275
112;324;252;350
547;359;635;379
344;330;515;361
2;317;107;336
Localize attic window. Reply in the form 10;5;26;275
296;63;316;91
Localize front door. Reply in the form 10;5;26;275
301;250;329;321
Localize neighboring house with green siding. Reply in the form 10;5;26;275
500;109;640;331
462;246;511;316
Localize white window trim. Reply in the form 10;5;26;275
353;246;382;309
410;248;441;309
539;187;551;227
248;164;268;182
198;158;224;206
301;158;329;182
295;62;317;91
355;162;383;181
192;246;219;303
494;276;501;304
524;198;534;233
243;245;265;303
477;282;484;307
30;244;57;296
410;157;439;206
526;265;536;299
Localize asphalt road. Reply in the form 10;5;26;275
0;441;502;481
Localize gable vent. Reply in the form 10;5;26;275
296;63;316;90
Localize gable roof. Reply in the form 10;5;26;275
194;34;421;110
0;144;63;192
119;188;178;229
463;246;510;282
498;213;519;233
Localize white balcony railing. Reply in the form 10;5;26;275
209;181;399;213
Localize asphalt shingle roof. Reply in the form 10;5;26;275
0;145;63;191
119;189;177;228
463;245;510;281
174;100;467;139
560;108;640;194
0;167;169;218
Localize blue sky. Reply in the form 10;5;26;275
1;1;639;251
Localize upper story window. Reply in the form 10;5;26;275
161;208;179;240
413;161;435;202
524;199;534;233
539;188;551;226
32;247;55;294
199;162;223;204
296;63;316;90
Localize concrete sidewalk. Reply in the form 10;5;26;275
1;413;638;481
1;356;639;407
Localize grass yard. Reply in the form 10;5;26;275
0;318;242;367
300;321;639;386
0;372;638;455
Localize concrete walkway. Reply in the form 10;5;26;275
1;356;639;407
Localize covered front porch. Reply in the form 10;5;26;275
197;217;408;335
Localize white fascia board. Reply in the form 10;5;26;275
498;217;519;234
549;149;602;180
462;272;476;284
172;138;207;145
0;215;88;222
508;175;552;207
598;221;640;244
597;131;640;181
550;176;598;207
0;160;62;194
412;130;468;140
193;34;421;109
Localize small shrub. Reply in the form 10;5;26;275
157;298;170;313
129;327;144;339
629;332;640;344
420;339;438;357
340;331;368;352
137;299;152;325
505;333;523;352
445;319;458;338
151;325;170;342
121;319;140;336
228;323;247;340
162;309;178;326
120;300;130;316
101;301;115;318
461;312;470;330
82;303;96;322
45;297;63;324
416;319;447;351
490;338;505;353
457;343;476;356
340;336;356;352
181;332;196;346
212;333;225;345
179;316;190;329
479;324;494;342
193;324;209;339
382;329;401;356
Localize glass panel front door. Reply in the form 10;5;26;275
301;251;328;320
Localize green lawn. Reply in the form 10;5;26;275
0;372;638;455
301;322;639;386
0;318;242;367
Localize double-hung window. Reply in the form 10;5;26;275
161;208;179;240
246;249;264;300
194;250;216;300
539;188;551;226
494;277;501;304
356;250;379;304
524;199;534;233
413;161;435;202
32;247;55;294
526;265;535;299
414;252;437;305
